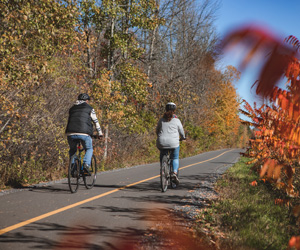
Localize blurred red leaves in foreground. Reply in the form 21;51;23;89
223;24;300;191
222;24;300;249
222;25;298;97
53;210;215;250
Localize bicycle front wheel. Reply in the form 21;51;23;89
68;155;80;193
84;154;97;189
160;155;169;192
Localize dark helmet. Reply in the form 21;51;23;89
77;93;90;101
166;102;176;111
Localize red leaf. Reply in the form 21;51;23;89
222;25;297;98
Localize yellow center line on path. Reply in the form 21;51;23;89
180;149;234;170
0;149;234;236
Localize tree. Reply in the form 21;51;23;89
202;66;241;146
0;0;79;186
141;0;220;118
73;0;162;159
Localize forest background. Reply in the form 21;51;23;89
0;0;250;189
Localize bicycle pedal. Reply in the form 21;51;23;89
83;170;91;176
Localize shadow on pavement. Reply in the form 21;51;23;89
0;211;184;250
0;172;222;249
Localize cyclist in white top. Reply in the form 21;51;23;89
156;102;185;184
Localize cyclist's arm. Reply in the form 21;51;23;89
91;109;103;136
156;118;162;135
178;120;185;140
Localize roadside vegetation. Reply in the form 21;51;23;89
196;156;299;250
134;156;299;250
0;0;250;189
217;25;300;249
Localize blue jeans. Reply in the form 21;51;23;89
67;135;93;166
160;146;180;173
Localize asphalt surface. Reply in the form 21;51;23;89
0;148;243;249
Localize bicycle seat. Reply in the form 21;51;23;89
162;148;175;155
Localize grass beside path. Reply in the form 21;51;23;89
196;157;299;250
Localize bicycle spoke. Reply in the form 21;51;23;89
84;155;97;189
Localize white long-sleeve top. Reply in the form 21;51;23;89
156;117;185;149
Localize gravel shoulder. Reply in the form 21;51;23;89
134;162;236;250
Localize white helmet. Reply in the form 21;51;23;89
166;102;176;111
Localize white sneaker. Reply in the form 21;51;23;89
83;163;91;176
171;172;179;185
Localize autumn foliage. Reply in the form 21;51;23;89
0;0;245;188
203;66;241;146
222;25;300;249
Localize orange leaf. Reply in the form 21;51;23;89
292;206;300;217
273;165;282;180
293;104;300;122
260;160;270;177
289;236;300;249
289;102;294;118
260;159;277;178
275;182;285;189
275;198;284;205
267;159;276;178
281;96;288;110
274;198;289;206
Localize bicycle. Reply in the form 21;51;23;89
160;137;186;192
68;136;98;193
160;149;180;192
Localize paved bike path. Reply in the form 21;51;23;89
0;148;243;249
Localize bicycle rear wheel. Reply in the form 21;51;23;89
68;155;80;193
160;155;169;192
84;154;97;189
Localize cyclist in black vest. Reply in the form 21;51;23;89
66;93;103;175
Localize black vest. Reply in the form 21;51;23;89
65;102;93;136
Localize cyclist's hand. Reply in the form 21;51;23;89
92;134;103;140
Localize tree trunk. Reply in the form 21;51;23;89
86;29;93;79
103;1;115;160
147;0;160;78
103;125;109;159
147;26;157;78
